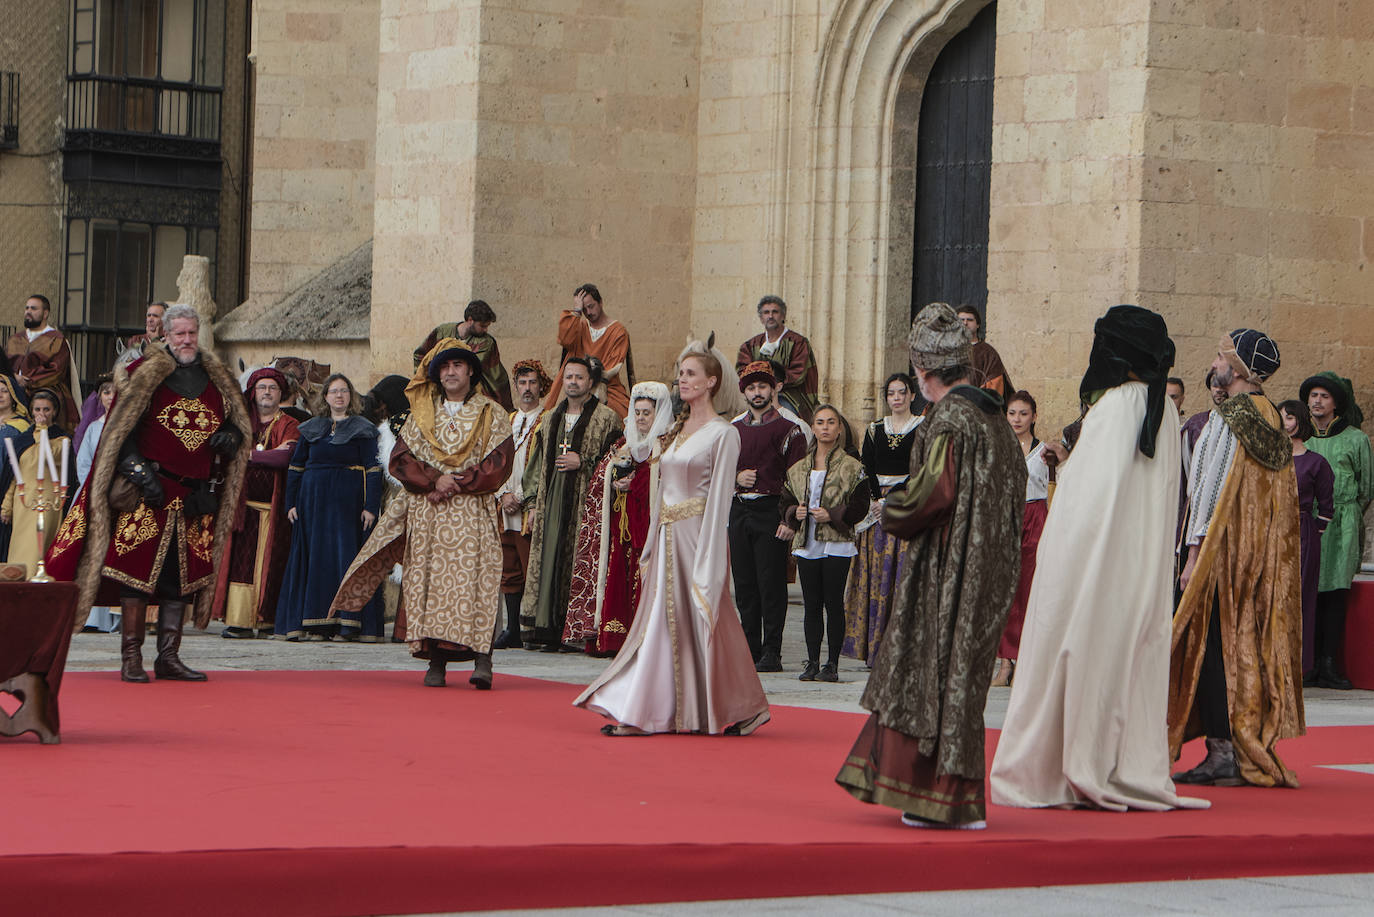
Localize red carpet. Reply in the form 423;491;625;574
4;670;1374;916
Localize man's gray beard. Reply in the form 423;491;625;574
22;317;41;329
173;348;200;366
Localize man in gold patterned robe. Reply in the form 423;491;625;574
329;339;513;688
45;306;250;683
1170;328;1304;787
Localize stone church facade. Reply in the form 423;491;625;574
199;0;1371;431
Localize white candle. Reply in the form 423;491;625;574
45;432;60;484
3;437;21;486
36;428;46;482
60;437;69;488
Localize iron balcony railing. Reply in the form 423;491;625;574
66;74;221;142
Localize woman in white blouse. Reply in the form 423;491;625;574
992;390;1050;687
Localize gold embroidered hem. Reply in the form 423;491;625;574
836;714;986;825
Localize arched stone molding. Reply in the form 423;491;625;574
802;0;994;416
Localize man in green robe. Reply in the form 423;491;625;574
413;300;513;412
519;357;622;650
1301;372;1372;690
836;302;1025;830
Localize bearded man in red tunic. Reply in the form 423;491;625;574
46;305;250;682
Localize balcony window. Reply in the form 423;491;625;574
1;72;17;149
64;216;216;380
68;0;225;140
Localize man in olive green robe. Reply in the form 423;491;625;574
413;300;513;412
836;303;1024;830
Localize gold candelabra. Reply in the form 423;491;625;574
14;478;67;583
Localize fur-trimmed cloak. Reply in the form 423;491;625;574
49;345;251;630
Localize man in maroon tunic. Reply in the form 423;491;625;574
6;294;80;428
45;305;250;682
730;361;807;672
212;367;301;638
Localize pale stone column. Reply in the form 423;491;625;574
178;255;218;352
368;0;481;377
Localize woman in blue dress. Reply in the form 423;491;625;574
275;374;384;641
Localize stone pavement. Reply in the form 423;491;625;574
66;589;1374;916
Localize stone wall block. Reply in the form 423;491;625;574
1269;211;1363;260
1173;251;1235;296
1286;81;1354;129
1196;205;1267;256
1314;132;1374;170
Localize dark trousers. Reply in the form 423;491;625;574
1315;588;1350;660
796;555;851;667
729;497;790;660
1197;593;1232;740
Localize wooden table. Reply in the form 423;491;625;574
0;581;78;744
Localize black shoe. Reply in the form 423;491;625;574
423;659;447;687
1316;656;1353;690
755;650;783;673
221;627;255;639
818;662;839;682
1172;738;1243;786
469;654;493;690
492;628;523;650
538;642;561;653
1302;669;1318;687
798;660;819;682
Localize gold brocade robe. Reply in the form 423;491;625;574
329;393;513;657
1168;394;1305;787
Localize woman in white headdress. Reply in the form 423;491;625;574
563;381;674;656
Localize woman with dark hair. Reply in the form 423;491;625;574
2;389;69;573
843;373;920;664
992;390;1049;687
780;404;869;682
0;372;32;560
275;373;384;641
576;347;769;736
1278;399;1334;684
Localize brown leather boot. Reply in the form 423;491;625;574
153;601;207;681
119;597;150;683
469;653;493;690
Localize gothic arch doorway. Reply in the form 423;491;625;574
911;1;997;321
806;0;997;413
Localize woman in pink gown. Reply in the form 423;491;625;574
575;351;770;736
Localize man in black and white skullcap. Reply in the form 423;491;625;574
1170;327;1304;788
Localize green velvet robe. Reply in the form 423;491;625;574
861;385;1026;779
1304;425;1373;592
